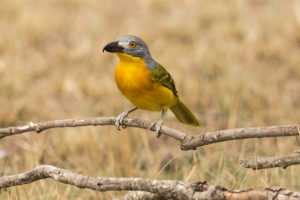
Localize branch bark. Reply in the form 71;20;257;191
124;189;300;200
0;165;299;200
240;151;300;170
0;117;299;150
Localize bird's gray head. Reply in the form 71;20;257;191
103;35;151;59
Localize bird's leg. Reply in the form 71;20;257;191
151;110;166;138
115;107;138;131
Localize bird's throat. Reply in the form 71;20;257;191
117;53;145;64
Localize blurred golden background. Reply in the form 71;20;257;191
1;0;300;199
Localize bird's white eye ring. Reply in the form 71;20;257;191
129;41;136;48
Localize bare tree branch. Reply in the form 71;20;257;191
0;117;186;142
181;125;300;150
0;165;299;200
0;117;299;150
240;151;300;170
124;188;300;200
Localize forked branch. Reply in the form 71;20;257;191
0;117;299;150
0;165;299;200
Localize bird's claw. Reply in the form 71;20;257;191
151;120;164;137
115;112;128;131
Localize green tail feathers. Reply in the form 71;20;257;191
170;100;200;127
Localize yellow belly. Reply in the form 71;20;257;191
114;53;177;111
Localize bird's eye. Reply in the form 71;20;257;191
129;41;136;48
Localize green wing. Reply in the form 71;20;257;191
150;63;178;97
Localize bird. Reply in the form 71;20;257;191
103;35;199;137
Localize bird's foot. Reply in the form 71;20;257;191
115;112;129;131
150;119;164;138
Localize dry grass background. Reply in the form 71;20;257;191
1;0;300;199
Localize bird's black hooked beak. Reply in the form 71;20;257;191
102;41;124;53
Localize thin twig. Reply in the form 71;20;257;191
240;151;300;170
0;117;299;150
0;165;299;200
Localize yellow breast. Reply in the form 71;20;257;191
114;53;177;111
